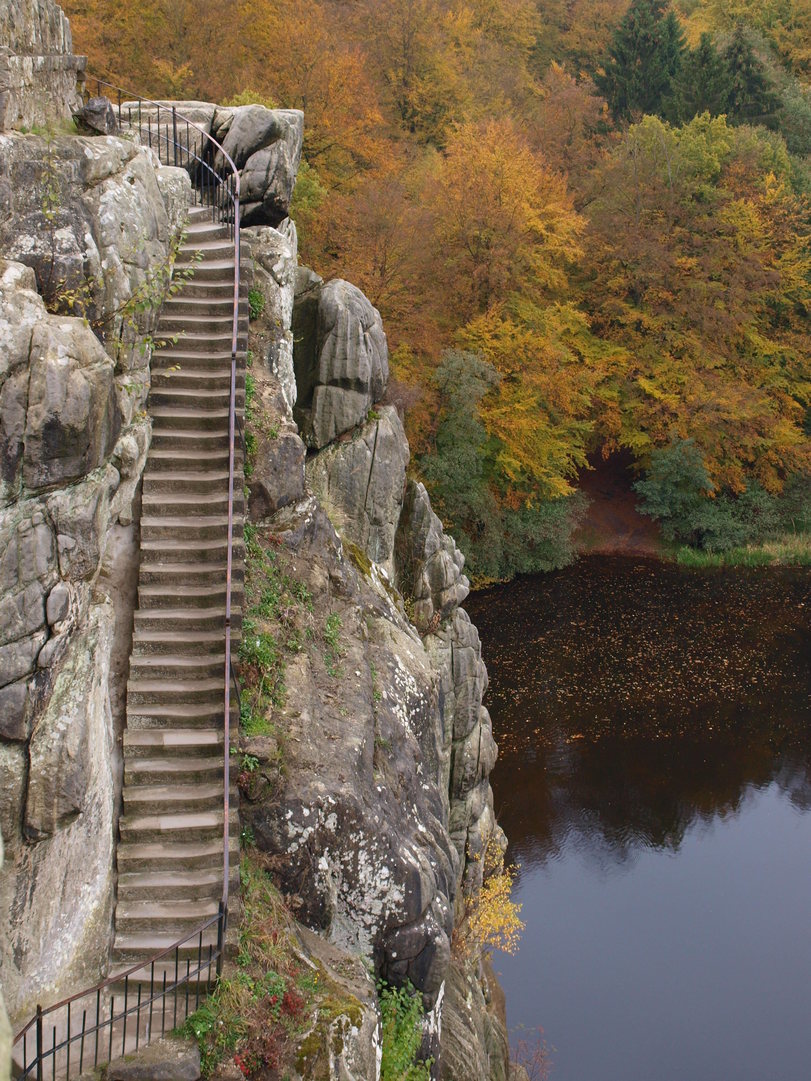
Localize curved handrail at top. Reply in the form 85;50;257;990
12;85;244;1074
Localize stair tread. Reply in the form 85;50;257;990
120;809;237;830
124;729;223;745
117;898;221;917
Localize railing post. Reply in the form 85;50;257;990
172;108;179;168
216;901;225;978
35;1005;43;1081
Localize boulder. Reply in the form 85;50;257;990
440;959;510;1081
249;428;306;520
46;464;118;581
23;319;120;491
75;96;117;135
212;105;303;227
293;277;389;448
0;135;183;409
307;406;409;575
106;1037;201;1081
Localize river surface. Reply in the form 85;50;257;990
466;556;811;1081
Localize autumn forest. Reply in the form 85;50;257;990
65;0;811;579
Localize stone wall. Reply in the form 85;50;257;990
0;0;85;132
0;132;190;1025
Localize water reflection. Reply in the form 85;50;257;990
467;557;811;1081
467;557;811;871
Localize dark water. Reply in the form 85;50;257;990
466;557;811;1081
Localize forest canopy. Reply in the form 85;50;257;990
64;0;811;577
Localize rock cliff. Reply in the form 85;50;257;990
0;5;510;1077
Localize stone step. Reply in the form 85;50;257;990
151;368;245;393
141;492;244;519
163;294;248;317
180;239;235;257
123;782;237;817
145;449;233;473
127;677;225;708
125;709;231;735
123;729;224;759
131;627;234;648
149;404;232;430
119;808;239;845
111;929;221;963
133;606;240;632
160;312;250;336
173;280;249;302
125;702;234;732
123;779;227;807
129;654;226;682
140;537;244;565
149;429;232;453
184;219;231;242
116;835;238;876
140;516;240;543
138;582;233;609
152;348;248;371
173;258;235;281
118;867;238;902
116;898;221;936
136;562;236;588
142;473;238;499
148;387;245;413
124;756;229;787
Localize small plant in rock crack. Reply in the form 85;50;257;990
248;287;265;321
323;612;344;677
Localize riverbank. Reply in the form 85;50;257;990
673;533;811;567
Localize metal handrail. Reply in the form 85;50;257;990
12;79;244;1079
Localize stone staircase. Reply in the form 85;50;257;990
112;205;247;970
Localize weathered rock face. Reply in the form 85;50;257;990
243;220;298;411
395;481;469;631
0;831;10;1081
0;134;190;417
246;379;306;521
0;0;85;133
307;406;409;578
0;122;188;1023
248;258;508;1076
293;276;389;449
440;958;510;1081
243;499;457;1021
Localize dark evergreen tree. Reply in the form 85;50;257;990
724;24;780;128
667;32;733;123
596;0;686;123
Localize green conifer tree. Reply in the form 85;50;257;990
596;0;686;123
724;24;780;128
667;32;732;123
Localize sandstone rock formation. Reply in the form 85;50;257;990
0;831;9;1081
241;263;509;1076
0;0;85;133
292;275;389;448
0;122;189;1021
306;406;409;577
